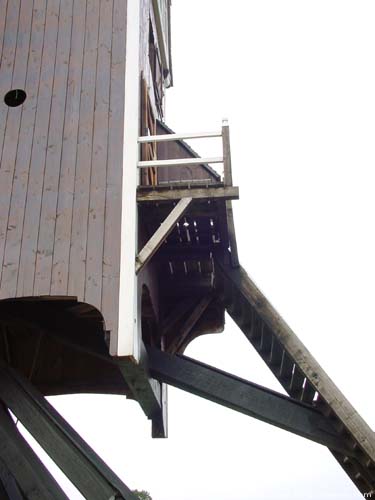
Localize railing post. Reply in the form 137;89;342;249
222;118;232;186
221;118;239;267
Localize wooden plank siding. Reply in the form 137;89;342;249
0;0;22;288
0;0;128;337
101;0;127;341
1;0;47;298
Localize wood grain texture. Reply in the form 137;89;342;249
0;0;33;293
17;0;60;296
67;0;100;300
0;0;129;343
34;0;74;295
137;185;239;202
0;0;22;290
102;0;127;335
85;0;113;308
2;0;46;298
51;0;87;295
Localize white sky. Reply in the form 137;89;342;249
21;1;375;499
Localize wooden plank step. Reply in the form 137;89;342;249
289;365;305;399
301;379;317;404
269;336;283;368
259;325;272;355
279;350;294;382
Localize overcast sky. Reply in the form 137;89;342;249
21;1;375;498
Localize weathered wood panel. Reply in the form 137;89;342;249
1;0;34;293
34;0;74;295
51;0;86;295
85;0;113;307
102;0;127;336
0;0;22;291
67;0;100;300
0;0;128;340
17;0;60;296
1;0;46;298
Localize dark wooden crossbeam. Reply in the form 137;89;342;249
147;347;356;456
0;363;137;500
0;404;68;500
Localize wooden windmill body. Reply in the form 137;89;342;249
0;1;374;497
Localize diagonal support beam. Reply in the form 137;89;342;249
0;363;137;500
147;347;356;457
168;295;213;354
0;404;69;500
135;197;192;274
216;260;375;465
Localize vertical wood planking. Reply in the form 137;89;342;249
51;0;87;295
0;0;21;288
85;0;113;309
17;0;60;296
0;0;129;346
102;0;127;334
68;0;100;300
0;0;12;171
34;0;73;295
0;0;8;65
2;0;42;298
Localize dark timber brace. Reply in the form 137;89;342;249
0;362;137;500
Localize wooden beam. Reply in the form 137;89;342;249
216;260;375;465
147;348;356;456
221;121;239;266
222;120;232;187
0;458;24;500
0;404;69;500
168;295;213;353
161;297;196;334
117;343;167;438
138;130;221;143
138;157;223;168
113;0;140;359
137;186;239;203
225;200;240;267
0;364;137;500
135;197;192;274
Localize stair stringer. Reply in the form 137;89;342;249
216;259;375;495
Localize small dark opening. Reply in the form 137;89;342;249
4;89;27;107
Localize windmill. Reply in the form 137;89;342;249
0;1;373;498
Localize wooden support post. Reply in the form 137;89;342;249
225;201;239;267
222;119;239;267
135;197;192;274
222;119;232;187
117;343;167;438
147;348;355;456
0;364;137;500
0;403;69;500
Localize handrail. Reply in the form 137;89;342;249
137;119;232;187
138;157;223;168
138;131;222;143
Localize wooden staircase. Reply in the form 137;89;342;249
216;259;375;495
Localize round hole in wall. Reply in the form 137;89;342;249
4;89;27;107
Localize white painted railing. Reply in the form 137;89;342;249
137;119;232;186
